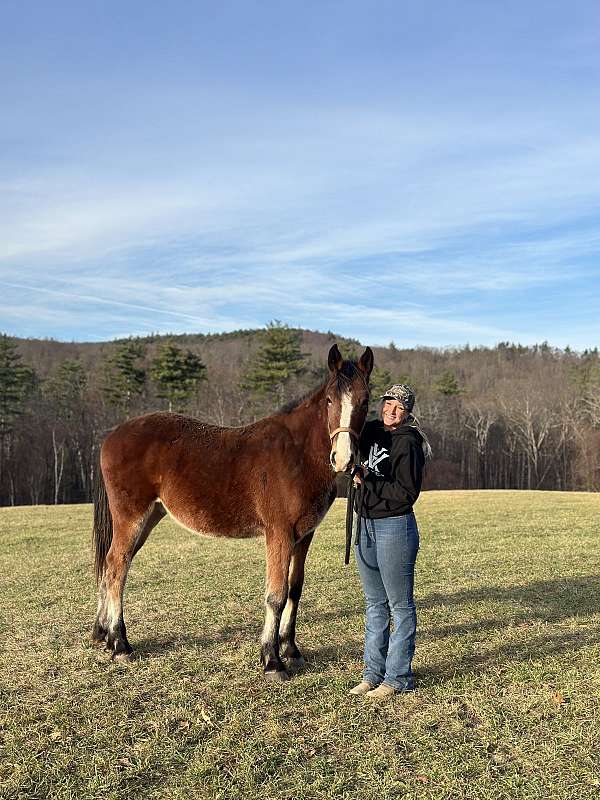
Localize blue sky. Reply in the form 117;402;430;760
1;1;600;347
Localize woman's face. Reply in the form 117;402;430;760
382;398;407;429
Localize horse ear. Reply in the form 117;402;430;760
328;344;343;373
358;347;374;380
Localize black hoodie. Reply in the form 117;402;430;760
357;419;425;518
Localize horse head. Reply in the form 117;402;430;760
326;344;373;472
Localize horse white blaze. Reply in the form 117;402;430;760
333;392;354;472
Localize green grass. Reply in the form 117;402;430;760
1;491;600;800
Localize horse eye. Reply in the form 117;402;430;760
326;397;332;406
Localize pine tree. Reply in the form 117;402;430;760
45;359;88;419
369;367;394;398
102;339;146;413
0;334;36;496
435;369;461;396
0;334;35;436
242;321;306;404
150;341;206;412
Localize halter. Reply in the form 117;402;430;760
325;365;369;447
329;426;360;442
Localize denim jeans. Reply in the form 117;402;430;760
355;513;419;691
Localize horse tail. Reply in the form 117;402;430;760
92;457;113;585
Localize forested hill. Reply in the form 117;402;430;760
8;327;358;380
1;325;600;506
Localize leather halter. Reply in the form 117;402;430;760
327;368;369;445
329;426;360;442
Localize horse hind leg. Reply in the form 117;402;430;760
132;501;166;557
279;531;314;672
94;501;165;660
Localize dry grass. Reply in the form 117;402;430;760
1;491;600;799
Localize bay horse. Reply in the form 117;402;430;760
92;344;373;681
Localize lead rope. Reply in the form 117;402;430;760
345;466;365;565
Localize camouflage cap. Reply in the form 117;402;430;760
380;383;415;412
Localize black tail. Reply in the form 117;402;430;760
93;461;113;585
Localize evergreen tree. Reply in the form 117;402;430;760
369;367;394;398
102;339;146;413
150;341;206;412
0;334;35;436
0;334;36;498
435;369;461;396
242;321;306;404
45;359;88;419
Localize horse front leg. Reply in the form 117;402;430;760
261;529;294;682
279;531;314;672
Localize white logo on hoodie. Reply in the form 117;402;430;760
366;443;389;475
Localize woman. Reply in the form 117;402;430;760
350;383;431;699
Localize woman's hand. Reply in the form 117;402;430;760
352;466;368;486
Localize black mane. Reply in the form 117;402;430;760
277;361;365;414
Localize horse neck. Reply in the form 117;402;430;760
284;384;332;475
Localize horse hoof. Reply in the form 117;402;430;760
284;656;306;673
264;669;290;683
112;651;134;663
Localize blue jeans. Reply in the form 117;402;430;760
355;513;419;691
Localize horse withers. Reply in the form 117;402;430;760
92;343;373;681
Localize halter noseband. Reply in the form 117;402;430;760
329;426;360;442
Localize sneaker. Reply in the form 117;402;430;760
349;680;375;695
365;683;398;699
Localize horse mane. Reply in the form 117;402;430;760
277;383;325;414
277;361;366;415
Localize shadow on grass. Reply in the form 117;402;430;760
132;620;260;657
418;625;600;686
128;575;600;684
420;574;600;616
417;574;600;683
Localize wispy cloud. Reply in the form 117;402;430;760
2;1;600;347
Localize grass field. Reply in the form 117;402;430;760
1;491;600;800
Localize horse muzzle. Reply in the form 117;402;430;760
329;427;359;473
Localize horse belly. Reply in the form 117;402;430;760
158;496;263;540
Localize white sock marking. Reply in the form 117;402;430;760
279;598;295;639
261;603;278;646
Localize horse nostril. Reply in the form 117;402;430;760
330;451;336;468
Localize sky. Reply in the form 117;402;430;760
1;1;600;348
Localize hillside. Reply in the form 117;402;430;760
1;327;600;505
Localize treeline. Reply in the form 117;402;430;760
1;326;600;506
